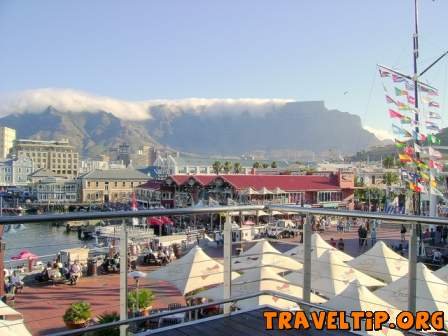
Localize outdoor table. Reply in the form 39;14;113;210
158;312;186;327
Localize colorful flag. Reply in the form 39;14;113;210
428;134;441;145
431;188;444;197
429;160;443;171
416;160;429;170
422;96;432;104
412;131;427;142
428;112;441;119
388;109;404;119
392;124;412;138
414;143;422;153
385;95;397;105
428;147;442;159
379;68;391;77
407;95;415;105
401;116;412;124
429;101;440;108
397;101;411;110
392;74;405;83
405;81;415;91
418;84;430;93
427;124;440;132
394;87;408;96
395;139;407;148
403;146;414;156
399;153;412;162
421;172;429;181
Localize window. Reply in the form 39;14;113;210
95;181;99;187
122;181;125;187
87;181;91;187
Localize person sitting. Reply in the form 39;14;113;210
69;261;82;285
330;238;336;247
337;238;345;251
48;264;62;284
432;249;442;264
10;271;24;293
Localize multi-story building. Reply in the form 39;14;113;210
0;157;34;186
12;139;79;178
130;145;158;167
0;126;16;159
32;177;79;203
78;168;149;203
79;159;110;174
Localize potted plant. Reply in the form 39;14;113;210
93;311;120;336
128;288;155;316
63;301;92;329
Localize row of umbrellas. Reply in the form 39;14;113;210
240;187;286;195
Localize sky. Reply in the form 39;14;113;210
0;0;447;139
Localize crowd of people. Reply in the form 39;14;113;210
35;260;82;285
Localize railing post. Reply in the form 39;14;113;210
120;221;128;336
303;214;312;304
223;212;232;315
408;222;417;314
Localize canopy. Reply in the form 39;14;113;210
0;300;21;316
347;241;409;283
147;217;163;226
285;250;384;298
147;246;239;295
233;240;302;273
256;210;270;216
272;187;286;194
0;320;32;336
434;264;448;283
323;282;403;336
240;187;259;195
285;233;353;262
375;263;448;325
198;266;326;310
160;216;174;225
258;187;273;195
11;250;38;261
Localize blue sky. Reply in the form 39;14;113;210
0;0;447;137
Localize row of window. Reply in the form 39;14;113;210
86;181;140;188
317;192;342;202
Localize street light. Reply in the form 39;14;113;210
128;271;147;316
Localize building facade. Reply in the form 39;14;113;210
32;177;79;203
0;157;34;186
12;139;79;178
78;168;149;203
0;126;16;159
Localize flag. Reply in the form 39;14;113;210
414;143;422;153
392;74;405;82
405;81;415;90
379;68;391;77
385;95;397;105
427;125;440;132
394;87;408;96
429;160;443;170
388;109;404;119
416;160;429;169
418;84;430;93
401;116;412;125
428;88;439;96
428;134;441;145
392;124;412;138
397;101;411;110
428;147;442;159
421;172;429;181
429;101;440;108
422;96;432;104
407;95;415;105
431;188;444;197
417;183;427;194
403;146;414;156
395;139;407;148
399;153;412;162
429;112;441;119
412;131;426;142
431;179;437;188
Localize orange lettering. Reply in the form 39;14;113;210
263;311;277;330
278;312;292;329
310;311;326;330
338;311;350;330
414;311;430;331
351;311;365;330
374;311;389;331
431;311;444;331
396;311;414;330
293;311;310;330
326;311;338;330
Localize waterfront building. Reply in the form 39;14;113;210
78;168;149;203
79;158;110;174
142;171;355;208
0;156;33;186
0;126;16;159
32;176;79;203
12;139;79;178
135;180;166;207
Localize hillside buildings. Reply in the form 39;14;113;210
12;139;79;178
0;126;16;159
0;157;33;186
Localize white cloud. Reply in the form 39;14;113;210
364;125;393;141
0;88;293;121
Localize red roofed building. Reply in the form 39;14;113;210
160;171;354;209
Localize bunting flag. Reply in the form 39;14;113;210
416;160;429;170
403;146;414;156
431;179;437;188
385;95;397;105
421;172;430;181
409;182;424;192
407;95;415;105
392;74;406;83
397;101;411;110
388;109;404;119
431;188;444;197
412;131;426;142
414;143;422;153
418;84;430;93
428;147;442;159
428;134;441;145
429;160;443;171
429;101;440;108
427;124;440;132
405;81;415;91
419;84;438;96
394;87;408;96
399;153;413;163
392;124;412;138
379;68;391;77
395;139;407;148
422;96;432;104
428;112;441;119
400;116;412;125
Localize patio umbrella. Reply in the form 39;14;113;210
285;233;353;262
347;241;409;283
147;246;239;295
434;263;448;283
160;216;173;225
323;281;403;336
147;217;163;226
198;266;326;310
233;240;302;273
258;187;273;195
375;263;448;327
10;250;38;261
285;250;384;298
243;220;256;225
0;320;32;336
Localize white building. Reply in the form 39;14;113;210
80;159;110;174
0;157;34;186
0;126;16;159
32;176;79;203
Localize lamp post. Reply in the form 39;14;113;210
128;271;147;316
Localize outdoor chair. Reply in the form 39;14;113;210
167;303;183;310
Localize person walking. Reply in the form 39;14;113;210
371;227;377;246
400;224;407;242
358;225;363;248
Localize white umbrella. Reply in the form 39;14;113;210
258;187;273;195
347;241;409;283
233;240;302;273
241;187;259;195
0;300;21;317
0;319;32;336
434;264;448;283
147;246;239;295
285;250;384;298
375;263;448;327
198;266;326;310
323;281;403;336
285;233;353;262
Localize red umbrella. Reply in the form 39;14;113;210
243;220;256;225
160;216;174;225
147;217;164;226
11;250;38;260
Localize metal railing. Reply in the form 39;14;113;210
0;205;447;335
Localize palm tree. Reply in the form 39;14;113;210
223;161;233;173
384;172;399;186
271;161;277;168
252;161;261;169
233;162;242;174
383;156;395;169
212;161;222;174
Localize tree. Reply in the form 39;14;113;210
271;161;277;168
223;161;233;173
252;161;261;169
384;172;399;186
233;162;242;174
212;161;222;174
383;156;395;169
262;163;269;169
